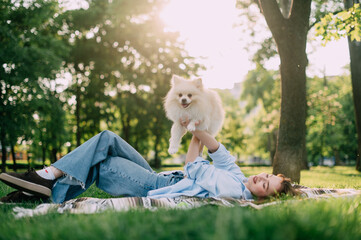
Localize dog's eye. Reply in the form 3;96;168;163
178;94;182;97
188;94;192;98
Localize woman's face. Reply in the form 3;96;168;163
245;173;283;198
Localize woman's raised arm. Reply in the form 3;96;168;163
191;130;219;153
180;118;220;162
185;136;202;165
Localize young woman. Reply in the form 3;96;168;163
0;127;297;203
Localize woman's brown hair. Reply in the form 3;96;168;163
276;174;301;196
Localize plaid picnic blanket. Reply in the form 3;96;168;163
9;188;361;218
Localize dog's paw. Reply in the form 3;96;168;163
168;146;179;155
187;124;196;131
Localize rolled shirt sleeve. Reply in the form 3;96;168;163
209;143;243;174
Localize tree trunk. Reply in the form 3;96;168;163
42;145;46;166
121;115;131;143
334;149;341;166
0;136;7;173
300;152;309;170
153;134;161;169
39;130;46;166
259;0;311;182
273;47;308;181
76;84;81;147
51;148;58;163
268;128;277;165
319;154;324;166
10;142;17;172
0;78;6;173
344;0;361;171
27;152;31;170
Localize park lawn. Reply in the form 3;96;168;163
0;166;361;240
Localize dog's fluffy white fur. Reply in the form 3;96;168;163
164;75;225;154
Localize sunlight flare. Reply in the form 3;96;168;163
160;0;252;89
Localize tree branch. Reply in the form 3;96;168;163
258;0;285;34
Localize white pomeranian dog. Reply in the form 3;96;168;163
164;75;225;154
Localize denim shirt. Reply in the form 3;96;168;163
147;143;253;200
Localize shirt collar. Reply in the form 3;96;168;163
241;178;253;200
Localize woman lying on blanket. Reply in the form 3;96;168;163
0;122;298;203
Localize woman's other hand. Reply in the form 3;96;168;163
180;117;200;129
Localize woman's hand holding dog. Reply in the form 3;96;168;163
180;117;200;131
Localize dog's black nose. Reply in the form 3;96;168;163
181;98;187;103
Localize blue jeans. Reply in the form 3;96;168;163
51;130;183;203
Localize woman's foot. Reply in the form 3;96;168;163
0;169;56;197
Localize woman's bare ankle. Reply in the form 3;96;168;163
49;166;63;178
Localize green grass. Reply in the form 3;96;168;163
1;166;361;240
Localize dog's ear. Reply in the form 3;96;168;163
194;78;203;89
171;75;182;86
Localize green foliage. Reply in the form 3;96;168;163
306;75;357;164
315;3;361;43
29;88;69;163
0;0;201;167
0;0;69;167
310;0;344;27
240;66;280;159
239;66;357;164
241;65;280;113
217;89;246;156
